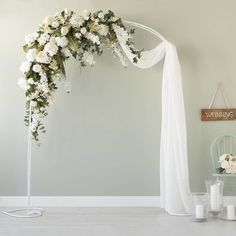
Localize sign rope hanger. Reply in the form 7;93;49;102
4;9;191;217
201;82;236;121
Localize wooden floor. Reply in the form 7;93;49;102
0;207;235;236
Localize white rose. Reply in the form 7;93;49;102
17;77;28;90
61;26;69;36
20;61;31;73
70;15;84;27
98;12;104;19
81;9;90;20
75;33;81;38
221;160;230;169
43;16;53;26
55;36;68;48
36;51;51;64
51;20;60;28
28;78;35;85
80;27;87;34
44;42;58;56
26;48;37;62
32;64;42;73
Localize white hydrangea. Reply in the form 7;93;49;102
36;51;51;64
81;9;90;20
82;51;95;65
112;24;130;42
70;14;84;27
20;61;31;73
86;32;100;45
56;36;68;48
38;33;50;46
98;24;109;36
44;42;58;56
32;64;42;73
61;26;69;36
25;32;39;45
26;48;37;62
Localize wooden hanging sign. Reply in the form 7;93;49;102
201;83;236;121
201;109;236;121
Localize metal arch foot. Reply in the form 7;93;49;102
2;208;44;218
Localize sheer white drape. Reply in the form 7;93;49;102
115;21;192;215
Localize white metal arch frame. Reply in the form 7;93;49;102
3;20;191;217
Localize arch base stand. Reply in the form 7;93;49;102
3;208;44;218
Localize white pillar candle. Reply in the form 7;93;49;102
227;205;235;220
195;205;204;219
210;184;220;211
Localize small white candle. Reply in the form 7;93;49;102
195;205;204;219
227;205;235;220
210;184;220;211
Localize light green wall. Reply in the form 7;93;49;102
0;0;236;196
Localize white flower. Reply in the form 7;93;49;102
25;32;39;45
61;26;69;36
61;47;71;57
86;32;100;45
17;77;28;90
26;48;37;62
221;160;230;169
75;33;81;38
80;27;87;34
43;16;53;26
38;33;50;46
55;36;68;48
112;24;130;42
70;15;84;27
81;9;90;20
219;153;232;162
31;101;37;107
28;78;35;85
49;59;58;70
20;61;31;73
111;16;119;22
44;42;58;56
36;51;51;64
49;37;57;44
98;12;104;19
98;24;109;36
82;51;95;65
51;20;60;28
32;64;42;73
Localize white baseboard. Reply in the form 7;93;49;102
0;196;235;207
0;196;161;207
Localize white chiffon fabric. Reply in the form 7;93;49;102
115;21;192;215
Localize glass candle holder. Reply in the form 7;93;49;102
205;180;224;218
221;204;236;221
191;193;208;222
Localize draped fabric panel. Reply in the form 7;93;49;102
115;21;192;215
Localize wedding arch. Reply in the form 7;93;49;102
13;9;191;217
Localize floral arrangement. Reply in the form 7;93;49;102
18;9;142;141
217;153;236;174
